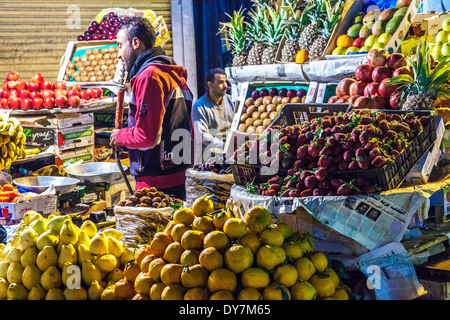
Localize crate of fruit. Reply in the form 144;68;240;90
230;107;437;194
57;40;120;86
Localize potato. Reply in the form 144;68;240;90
257;105;266;113
253;119;263;127
238;123;248;132
256;126;265;135
103;70;111;77
91;60;98;67
68;62;76;70
247;126;256;134
240;113;249;122
103;53;111;60
245;117;254;127
269;112;279;120
246;105;256;115
73;56;81;63
99;59;106;66
245;98;254;107
260;112;270;120
108;46;116;53
254;97;263;107
277;104;284;112
88;54;96;61
81;76;89;82
263;118;273;128
263;96;273;105
101;48;109;55
95;53;103;60
85;49;93;56
93;48;101;54
272;96;282;105
97;75;105;81
290;97;301;103
106;59;113;66
266;104;276;113
251;111;261;120
89;76;97;82
105;75;112;81
281;97;291;104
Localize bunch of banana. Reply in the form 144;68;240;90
0;116;26;170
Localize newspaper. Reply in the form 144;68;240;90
345;242;427;300
228;178;448;252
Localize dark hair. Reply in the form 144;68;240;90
206;68;226;86
118;17;157;49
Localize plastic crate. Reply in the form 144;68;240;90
329;110;437;191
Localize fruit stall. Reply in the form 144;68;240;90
0;0;450;303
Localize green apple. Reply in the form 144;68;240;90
332;46;347;55
442;43;450;57
345;46;360;55
442;18;450;32
372;42;385;49
378;32;392;44
359;46;371;52
436;31;449;44
432;44;444;61
365;35;379;47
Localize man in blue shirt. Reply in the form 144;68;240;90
192;68;235;163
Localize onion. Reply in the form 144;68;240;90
103;70;110;76
100;64;109;71
89;76;97;82
108;35;116;40
73;56;80;63
81;55;88;62
93;65;100;71
80;71;87;76
101;48;108;54
84;31;91;37
91;60;98;67
88;54;96;61
81;76;89;82
88;26;95;33
108;46;115;53
85;49;93;56
74;75;82;82
68;62;76;69
104;75;112;81
93;48;100;54
97;75;105;81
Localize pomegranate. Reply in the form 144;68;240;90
371;95;388;109
348;95;361;105
372;66;392;83
363;82;380;97
389;92;402;109
336;78;356;97
367;48;388;68
378;78;398;98
393;66;414;78
328;96;339;103
353;96;375;109
355;64;374;82
349;81;368;96
386;53;407;70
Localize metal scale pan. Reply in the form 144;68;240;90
65;162;128;184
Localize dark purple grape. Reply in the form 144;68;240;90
92;34;100;40
101;34;108;40
85;35;92;41
88;26;96;33
287;89;296;98
84;30;91;37
91;21;99;28
278;88;288;97
297;88;307;98
77;35;85;41
259;88;269;97
251;90;261;100
268;88;278;97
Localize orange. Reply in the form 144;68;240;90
124;261;141;282
160;263;184;286
336;34;354;48
295;49;309;64
199;247;223;272
184;287;210;300
149;232;173;257
163;242;184;263
135;245;153;267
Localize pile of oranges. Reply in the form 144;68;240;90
104;195;351;300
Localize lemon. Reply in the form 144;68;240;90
239;232;261;255
290;280;316;300
210;290;235;300
282;241;303;260
273;264;298;287
260;227;284;246
241;267;270;289
294;257;316;281
255;244;286;271
199;247;223;272
173;208;195;225
184;287;210;300
207;268;237;293
244;206;272;233
170;224;189;243
180;249;200;267
161;284;184;300
223;218;248;240
212;209;232;230
180;230;205;250
148;258;166;282
163;242;184;263
237;288;262;300
310;252;328;272
262;283;291;300
309;274;336;298
203;231;230;252
273;222;293;239
331;287;349;300
192;216;215;234
192;195;214;217
149;282;165;300
160;263;183;286
181;264;209;288
224;244;254;274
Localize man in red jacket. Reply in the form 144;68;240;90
110;17;193;200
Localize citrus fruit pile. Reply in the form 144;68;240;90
107;195;351;300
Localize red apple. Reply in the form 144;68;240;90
55;81;66;90
94;88;103;97
367;48;388;68
0;89;9;99
26;81;40;92
353;96;374;109
378;78;398;98
393;66;414;78
80;90;90;100
371;95;388;109
68;95;81;108
55;95;68;108
352;38;366;48
7;81;16;90
15;80;27;91
336;78;356;97
9;97;20;110
29;91;41;100
348;95;361;105
349;81;368;96
31;73;44;84
43;97;55;109
32;97;44;110
8;90;17;99
6;71;19;82
67;89;80;97
54;89;67;97
355;64;374;83
363;82;380;97
41;89;54;100
386;53;407;70
390;92;402;109
20;98;32;110
2;81;7;90
86;88;98;99
70;84;82;92
372;66;392;83
328;96;339;103
40;81;54;91
17;89;30;99
1;98;9;109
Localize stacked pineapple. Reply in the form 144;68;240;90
0;211;133;300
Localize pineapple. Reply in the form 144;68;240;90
297;0;324;51
388;42;450;110
309;0;343;60
221;9;248;67
246;5;266;65
280;3;302;63
261;2;288;64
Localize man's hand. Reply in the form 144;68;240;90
110;129;120;148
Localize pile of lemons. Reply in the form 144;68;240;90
0;211;132;300
107;195;351;300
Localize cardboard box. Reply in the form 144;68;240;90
0;195;58;223
409;12;450;38
403;117;444;186
55;146;95;165
24;124;95;151
400;35;429;55
17;112;94;129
